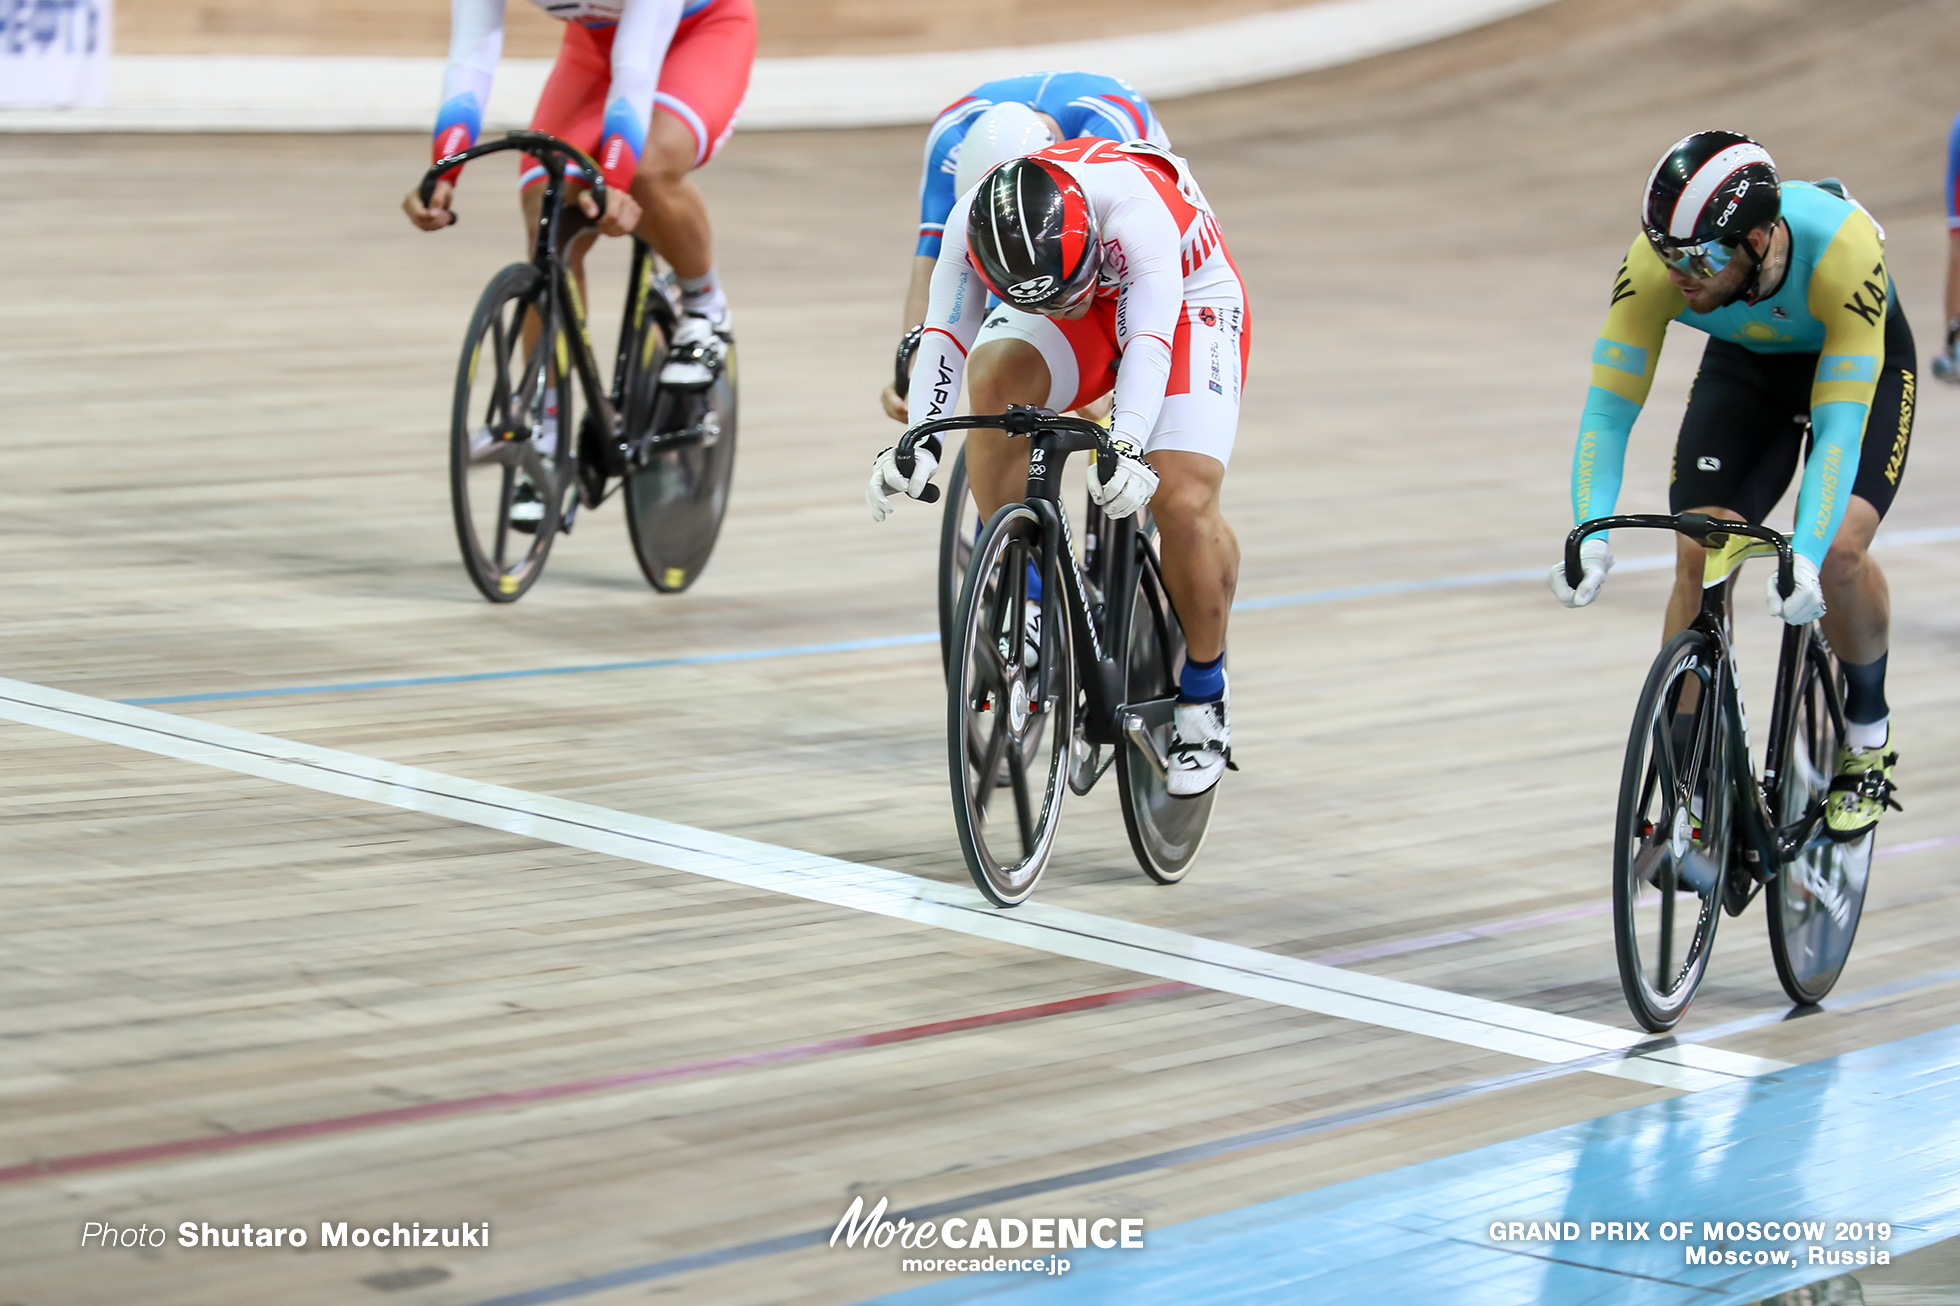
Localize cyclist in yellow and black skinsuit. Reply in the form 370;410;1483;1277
1550;131;1910;839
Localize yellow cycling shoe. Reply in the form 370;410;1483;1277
1824;734;1901;842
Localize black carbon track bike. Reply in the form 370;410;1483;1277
418;131;737;602
1566;512;1878;1031
897;406;1216;906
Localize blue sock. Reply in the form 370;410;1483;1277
1025;562;1042;605
1179;652;1225;703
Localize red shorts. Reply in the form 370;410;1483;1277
521;0;756;190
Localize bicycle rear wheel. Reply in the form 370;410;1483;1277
1766;632;1870;1005
1117;535;1210;883
948;505;1073;906
1613;628;1733;1031
624;341;738;593
450;263;570;602
937;445;979;677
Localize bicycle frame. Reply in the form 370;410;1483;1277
901;408;1151;746
421;132;681;482
1567;512;1827;872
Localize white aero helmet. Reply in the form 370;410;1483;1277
953;101;1057;200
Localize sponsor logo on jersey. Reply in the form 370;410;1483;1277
1198;307;1217;327
1886;371;1914;485
1008;275;1055;301
1697;456;1721;471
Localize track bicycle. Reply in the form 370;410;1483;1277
417;131;738;602
1565;512;1877;1031
896;406;1216;906
886;329;1104;676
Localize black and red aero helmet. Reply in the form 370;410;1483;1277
965;156;1101;312
1642;130;1781;250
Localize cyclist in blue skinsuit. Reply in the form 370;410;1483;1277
1934;106;1960;381
879;71;1170;422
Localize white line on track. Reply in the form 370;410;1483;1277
0;677;1782;1091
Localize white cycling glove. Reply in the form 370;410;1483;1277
1088;442;1158;520
866;443;938;523
1766;554;1826;625
1548;537;1614;608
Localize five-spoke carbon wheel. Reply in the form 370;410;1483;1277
1117;532;1211;883
449;263;571;603
948;506;1073;907
1766;632;1870;1005
1613;628;1734;1031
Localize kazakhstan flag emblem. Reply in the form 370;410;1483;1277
1821;354;1876;382
1592;339;1648;376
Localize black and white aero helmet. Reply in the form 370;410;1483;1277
1641;130;1781;252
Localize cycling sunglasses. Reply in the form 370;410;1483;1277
1647;234;1740;281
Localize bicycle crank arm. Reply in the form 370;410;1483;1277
1121;711;1170;781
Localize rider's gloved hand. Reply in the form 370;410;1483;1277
1766;554;1826;625
866;443;938;522
1548;537;1614;608
1088;441;1158;520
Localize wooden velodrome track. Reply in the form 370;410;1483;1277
3;0;1959;1301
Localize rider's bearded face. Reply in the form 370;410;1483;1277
1662;224;1772;312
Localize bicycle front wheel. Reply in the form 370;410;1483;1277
948;506;1073;906
450;263;569;602
1766;632;1870;1005
1613;628;1733;1031
937;445;979;678
1117;535;1210;883
624;341;738;593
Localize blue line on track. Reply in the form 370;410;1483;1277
451;961;1960;1306
863;1021;1960;1305
118;633;940;706
120;525;1960;708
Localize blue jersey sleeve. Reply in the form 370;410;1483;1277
1946;107;1960;231
916;99;985;259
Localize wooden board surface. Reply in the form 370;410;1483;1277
115;0;1318;57
3;0;1959;1301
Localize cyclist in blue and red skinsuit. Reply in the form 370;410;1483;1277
879;71;1171;422
403;0;754;388
1934;107;1960;381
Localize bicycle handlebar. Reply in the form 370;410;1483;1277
892;327;923;401
1566;513;1795;599
418;131;607;226
896;406;1119;504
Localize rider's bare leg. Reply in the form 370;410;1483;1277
630;111;718;317
964;339;1052;518
1146;451;1237;663
1817;495;1888;666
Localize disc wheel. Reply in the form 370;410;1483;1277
450;263;571;603
937;445;980;677
1117;534;1211;883
1766;634;1870;1005
948;506;1073;907
1612;628;1733;1032
624;336;738;593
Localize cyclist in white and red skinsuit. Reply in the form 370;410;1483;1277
870;138;1250;795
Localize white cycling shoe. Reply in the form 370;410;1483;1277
660;313;730;388
1167;681;1234;797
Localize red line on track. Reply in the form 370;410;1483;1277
0;981;1194;1186
6;832;1948;1187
